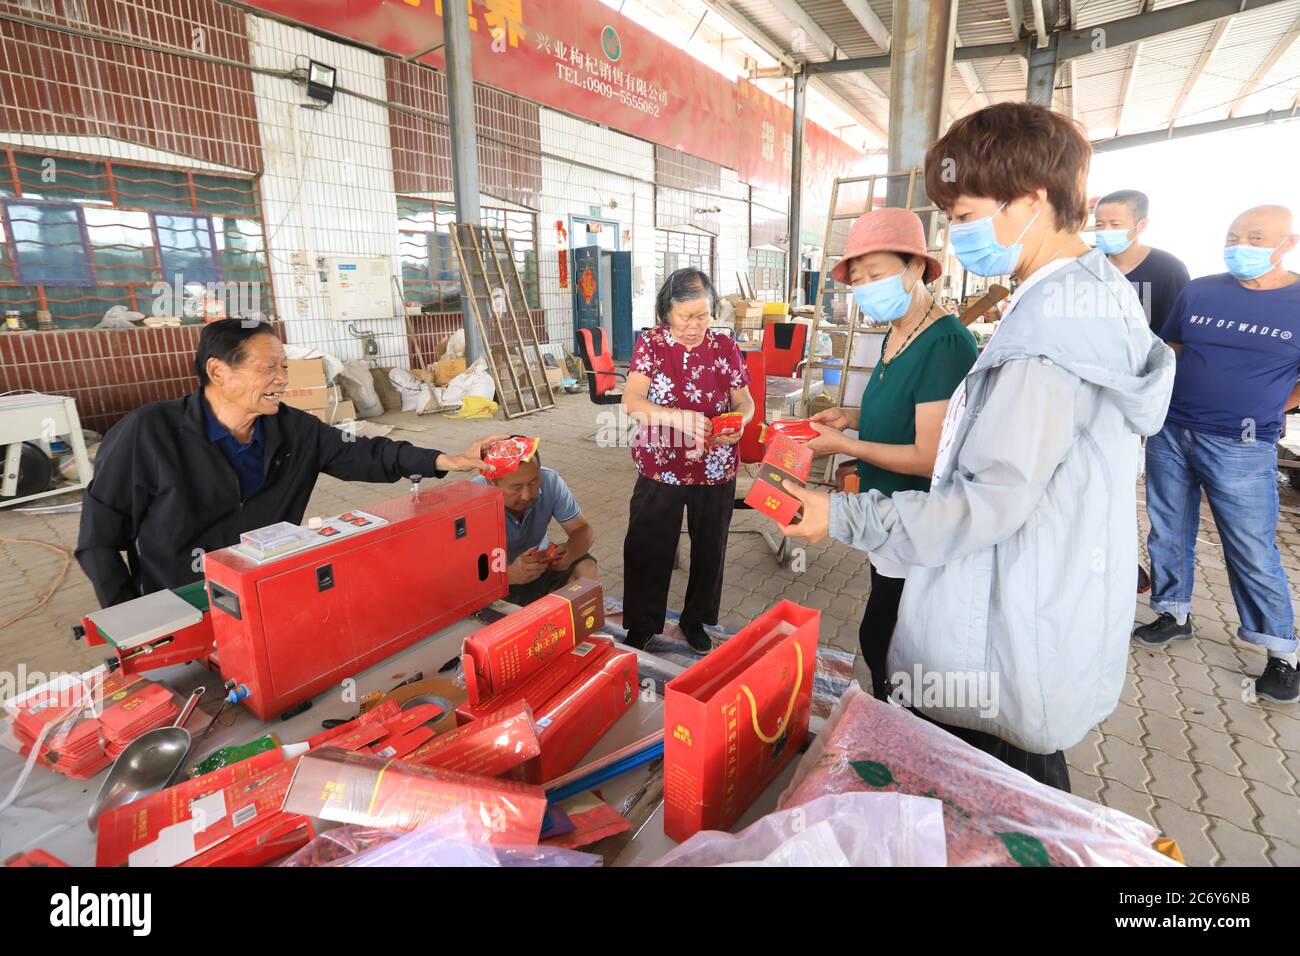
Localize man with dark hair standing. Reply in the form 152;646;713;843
77;319;504;607
1094;189;1191;336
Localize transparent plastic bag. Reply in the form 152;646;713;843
778;683;1182;867
652;792;948;867
279;813;600;867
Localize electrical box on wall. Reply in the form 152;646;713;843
319;256;392;322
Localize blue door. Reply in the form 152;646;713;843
572;244;602;355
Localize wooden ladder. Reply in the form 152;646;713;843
798;170;947;485
451;223;554;419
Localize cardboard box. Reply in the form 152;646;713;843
743;434;814;527
286;359;327;389
461;578;604;703
434;357;467;386
458;636;616;725
733;300;768;331
281;746;548;845
545;366;564;391
283;385;331;411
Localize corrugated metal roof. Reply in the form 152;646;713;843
685;0;1300;147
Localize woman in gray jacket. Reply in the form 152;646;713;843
781;102;1175;791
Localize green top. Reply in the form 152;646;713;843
856;313;978;497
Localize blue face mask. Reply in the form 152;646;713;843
1095;229;1132;256
1223;244;1277;281
948;202;1040;277
851;272;917;326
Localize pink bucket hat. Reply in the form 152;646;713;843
829;206;943;286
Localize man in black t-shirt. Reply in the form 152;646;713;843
1094;189;1191;337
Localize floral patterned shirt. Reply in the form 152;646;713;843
629;326;752;486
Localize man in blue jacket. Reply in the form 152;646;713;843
77;319;503;607
1134;205;1300;705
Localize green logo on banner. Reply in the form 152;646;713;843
995;831;1052;867
601;25;621;62
850;760;893;787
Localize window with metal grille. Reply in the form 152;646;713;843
747;248;786;302
655;230;715;292
397;197;539;311
0;150;272;327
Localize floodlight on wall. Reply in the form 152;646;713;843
306;60;337;105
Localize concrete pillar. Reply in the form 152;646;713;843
886;0;957;213
445;0;484;364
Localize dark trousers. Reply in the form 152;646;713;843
864;570;1072;793
622;474;735;637
925;715;1072;793
859;565;906;701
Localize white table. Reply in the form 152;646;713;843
0;604;806;867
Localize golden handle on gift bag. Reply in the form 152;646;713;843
739;641;804;745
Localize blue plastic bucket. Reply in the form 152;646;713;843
822;358;843;386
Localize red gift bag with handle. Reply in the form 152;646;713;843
663;601;820;842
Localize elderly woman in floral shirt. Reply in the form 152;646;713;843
621;268;756;654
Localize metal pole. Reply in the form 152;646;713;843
1026;34;1059;107
887;0;957;218
445;0;484;364
787;69;806;304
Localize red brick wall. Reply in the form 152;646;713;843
387;59;541;210
0;0;262;172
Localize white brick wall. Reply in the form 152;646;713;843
247;16;408;367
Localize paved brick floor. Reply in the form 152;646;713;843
2;392;1298;864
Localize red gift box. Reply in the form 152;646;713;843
96;756;303;867
404;702;541;780
281;747;548;845
457;635;615;724
663;600;819;842
532;644;638;782
461;579;605;704
743;434;814;527
710;412;745;438
762;419;820;444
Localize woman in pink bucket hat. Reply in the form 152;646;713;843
801;206;978;702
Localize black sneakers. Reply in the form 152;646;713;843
1256;657;1299;705
680;622;714;655
624;630;653;651
1132;613;1193;647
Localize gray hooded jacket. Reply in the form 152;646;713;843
829;249;1176;753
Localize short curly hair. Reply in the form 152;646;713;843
924;102;1092;232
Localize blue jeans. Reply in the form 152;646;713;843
1145;422;1296;654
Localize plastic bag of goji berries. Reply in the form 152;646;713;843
778;684;1182;867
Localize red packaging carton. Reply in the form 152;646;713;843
462;578;605;703
533;644;638;782
404;702;541;781
710;412;745;438
96;757;303;867
762;418;820;444
743;434;814;527
281;747;547;845
663;600;819;842
457;636;615;724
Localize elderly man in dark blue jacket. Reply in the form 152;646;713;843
76;319;503;607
